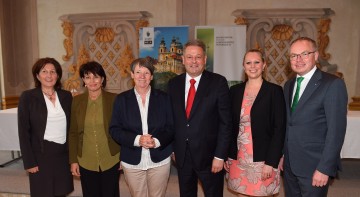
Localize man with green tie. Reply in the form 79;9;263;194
281;37;348;197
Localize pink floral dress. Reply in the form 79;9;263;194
227;92;280;196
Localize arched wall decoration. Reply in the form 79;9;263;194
59;12;152;94
232;9;336;86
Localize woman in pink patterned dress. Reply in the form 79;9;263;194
225;49;286;196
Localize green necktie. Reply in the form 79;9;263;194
291;77;304;112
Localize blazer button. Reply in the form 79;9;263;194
186;124;189;127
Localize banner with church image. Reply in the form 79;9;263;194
139;26;189;92
195;25;247;86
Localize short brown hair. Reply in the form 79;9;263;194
183;39;206;54
130;56;156;75
32;57;62;89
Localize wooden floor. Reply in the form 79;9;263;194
1;151;360;196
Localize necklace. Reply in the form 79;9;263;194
42;90;56;101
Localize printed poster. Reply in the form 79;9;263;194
139;26;189;91
195;25;247;85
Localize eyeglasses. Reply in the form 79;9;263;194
289;51;316;61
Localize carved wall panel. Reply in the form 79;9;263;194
59;12;151;94
232;9;335;86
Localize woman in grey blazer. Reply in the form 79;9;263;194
18;57;73;196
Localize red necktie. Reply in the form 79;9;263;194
186;79;196;119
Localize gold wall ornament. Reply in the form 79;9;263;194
317;18;331;60
234;17;248;26
59;11;152;93
271;25;293;41
63;44;90;94
95;27;115;43
62;21;74;61
115;44;135;78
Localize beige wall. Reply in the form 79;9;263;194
36;0;360;99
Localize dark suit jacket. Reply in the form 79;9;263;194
68;90;119;164
18;87;72;169
167;70;232;170
228;80;286;168
109;88;174;165
283;68;348;177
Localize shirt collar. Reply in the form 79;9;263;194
134;86;151;98
297;66;317;80
185;73;202;83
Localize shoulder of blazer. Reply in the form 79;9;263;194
72;91;88;105
201;70;221;81
57;89;72;103
121;88;135;98
19;88;45;109
230;82;245;99
230;82;245;92
102;90;117;98
169;73;186;85
151;88;167;97
101;90;117;120
255;80;283;103
261;80;283;92
317;69;337;82
102;90;117;103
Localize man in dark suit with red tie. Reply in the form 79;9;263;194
168;39;232;197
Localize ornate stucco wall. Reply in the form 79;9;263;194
36;0;360;100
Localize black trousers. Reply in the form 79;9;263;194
177;144;224;197
79;163;120;197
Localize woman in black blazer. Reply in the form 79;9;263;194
225;49;286;197
18;58;73;196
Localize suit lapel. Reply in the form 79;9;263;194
293;69;322;113
34;88;48;138
102;90;111;128
77;92;89;131
233;83;245;124
147;89;157;134
253;79;267;106
288;78;296;110
174;74;187;119
127;89;143;134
